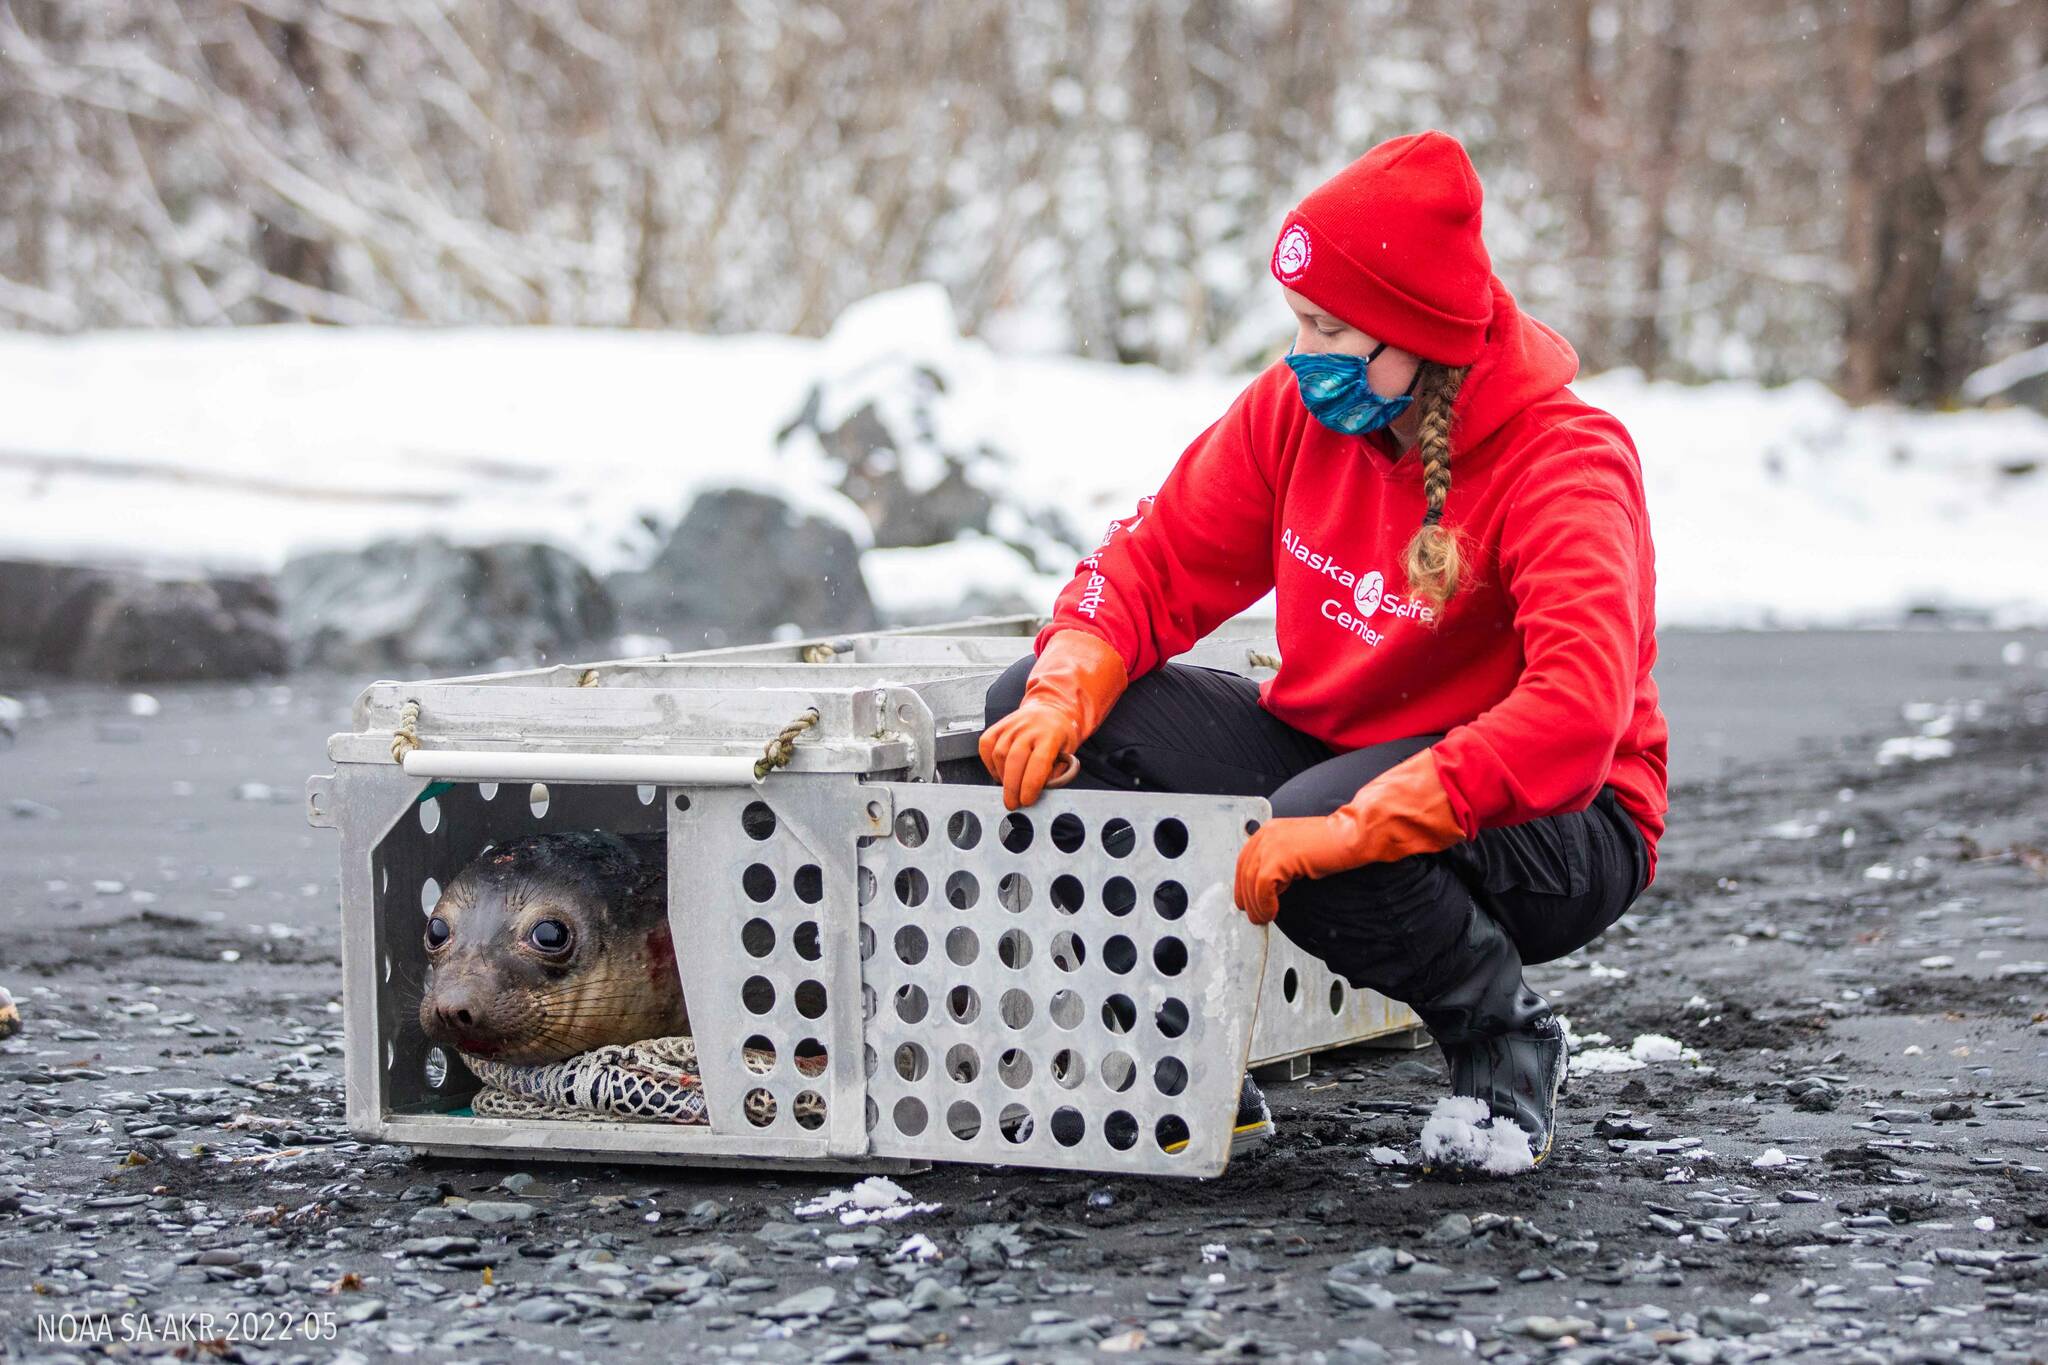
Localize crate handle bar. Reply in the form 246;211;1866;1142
399;748;764;786
387;700;820;785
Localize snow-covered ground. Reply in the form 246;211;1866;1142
2;285;2044;627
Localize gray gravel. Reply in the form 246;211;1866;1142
3;631;2046;1362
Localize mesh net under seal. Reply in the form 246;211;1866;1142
461;1036;825;1125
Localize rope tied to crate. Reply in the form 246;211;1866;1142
389;699;422;765
754;707;822;780
800;643;836;663
1246;650;1281;672
577;668;601;686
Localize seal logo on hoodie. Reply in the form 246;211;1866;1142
1352;569;1385;616
1274;225;1312;281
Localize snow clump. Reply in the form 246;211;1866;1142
794;1176;940;1225
1419;1096;1535;1176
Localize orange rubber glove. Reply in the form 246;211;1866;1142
979;630;1130;810
1233;748;1466;925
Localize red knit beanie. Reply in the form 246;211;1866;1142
1270;130;1493;366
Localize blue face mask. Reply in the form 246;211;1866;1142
1285;340;1416;436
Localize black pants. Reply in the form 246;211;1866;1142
982;659;1650;1010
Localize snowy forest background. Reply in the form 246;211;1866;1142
2;0;2047;681
5;0;2043;402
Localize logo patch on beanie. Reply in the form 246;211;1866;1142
1274;225;1312;281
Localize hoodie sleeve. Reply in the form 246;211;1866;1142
1429;478;1645;835
1035;378;1278;677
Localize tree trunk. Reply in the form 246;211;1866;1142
1626;0;1689;379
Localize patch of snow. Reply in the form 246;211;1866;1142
861;536;1060;616
794;1175;940;1225
126;693;159;717
1764;818;1820;840
1419;1095;1535;1176
3;307;2047;627
1557;1015;1612;1054
1368;1145;1408;1166
891;1233;940;1263
1752;1148;1790;1169
1572;1048;1647;1074
1876;735;1955;766
1628;1034;1699;1064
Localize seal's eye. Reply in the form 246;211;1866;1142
425;916;451;950
528;918;572;955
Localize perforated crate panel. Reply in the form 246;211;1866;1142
1248;936;1420;1067
664;775;872;1158
857;784;1271;1178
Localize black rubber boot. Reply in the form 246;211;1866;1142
1145;1073;1273;1157
1232;1073;1275;1153
1410;905;1568;1178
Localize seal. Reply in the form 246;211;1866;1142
418;830;686;1065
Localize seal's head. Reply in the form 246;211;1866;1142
418;830;686;1065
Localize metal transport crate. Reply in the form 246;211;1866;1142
306;616;1421;1178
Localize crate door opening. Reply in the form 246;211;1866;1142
370;779;671;1120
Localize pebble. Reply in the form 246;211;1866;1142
1421;1213;1472;1245
1339;1246;1411;1278
1700;1306;1770;1337
755;1285;837;1319
1506;1315;1596;1341
461;1200;536;1224
400;1236;480;1259
510;1297;574;1323
1325;1278;1397;1311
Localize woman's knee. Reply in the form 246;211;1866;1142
984;654;1034;727
1268;733;1443;819
1271;854;1467;994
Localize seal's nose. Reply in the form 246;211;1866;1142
426;982;490;1037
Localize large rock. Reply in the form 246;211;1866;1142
280;536;616;673
606;487;876;648
20;567;287;682
0;560;93;662
774;285;1008;550
778;383;998;548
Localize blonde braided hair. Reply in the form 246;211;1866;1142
1401;360;1472;615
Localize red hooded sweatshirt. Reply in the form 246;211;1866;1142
1037;276;1669;882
